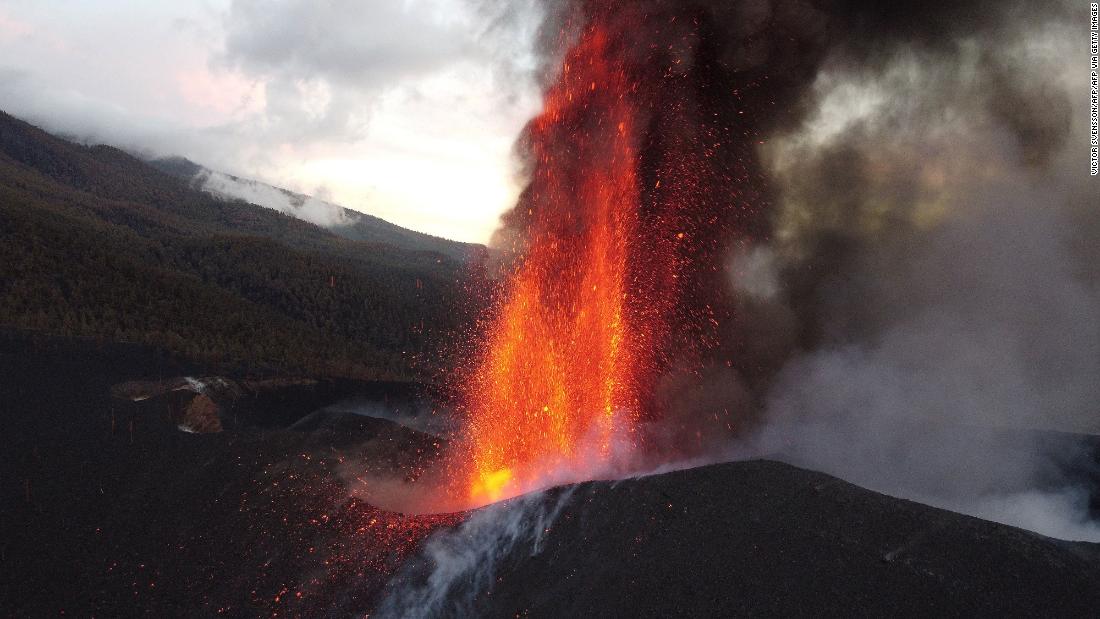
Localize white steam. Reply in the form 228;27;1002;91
196;169;361;228
375;487;576;617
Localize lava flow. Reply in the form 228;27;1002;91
447;1;773;507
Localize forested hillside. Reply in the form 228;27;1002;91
149;156;475;262
0;111;482;380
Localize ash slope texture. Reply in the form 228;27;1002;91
444;461;1100;618
4;335;1099;617
0;332;454;617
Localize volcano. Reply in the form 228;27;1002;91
4;329;1100;616
3;0;1097;615
383;460;1100;618
443;0;778;509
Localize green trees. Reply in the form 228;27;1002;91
0;111;480;381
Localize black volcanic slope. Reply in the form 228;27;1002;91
3;333;1100;617
0;332;455;617
389;463;1100;618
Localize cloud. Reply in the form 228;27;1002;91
0;9;34;41
222;0;475;82
0;65;270;177
216;0;491;145
196;168;362;228
0;1;544;242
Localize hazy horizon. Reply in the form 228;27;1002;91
0;0;544;244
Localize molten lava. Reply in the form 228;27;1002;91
448;2;771;507
459;26;646;504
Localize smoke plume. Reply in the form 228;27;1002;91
376;2;1095;614
741;14;1099;540
471;0;1098;537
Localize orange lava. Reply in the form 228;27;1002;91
453;25;657;506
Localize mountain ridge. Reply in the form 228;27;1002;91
149;155;478;261
0;109;479;380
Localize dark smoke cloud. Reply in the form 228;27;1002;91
380;3;1092;613
759;1;1083;357
474;0;1097;539
483;0;1078;426
734;2;1098;539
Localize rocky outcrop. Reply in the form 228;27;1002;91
111;376;243;402
111;376;235;434
177;394;222;434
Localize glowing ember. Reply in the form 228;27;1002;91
447;2;769;507
444;23;651;506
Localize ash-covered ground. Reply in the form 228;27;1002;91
0;332;457;616
3;332;1099;617
383;461;1100;618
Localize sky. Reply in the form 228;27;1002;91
0;0;543;243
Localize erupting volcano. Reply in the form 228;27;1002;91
4;0;1098;615
447;1;773;506
459;26;646;504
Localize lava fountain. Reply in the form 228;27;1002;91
460;25;647;504
448;1;774;507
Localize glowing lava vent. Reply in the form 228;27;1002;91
446;0;770;507
453;25;654;506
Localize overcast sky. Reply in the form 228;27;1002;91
0;0;542;243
